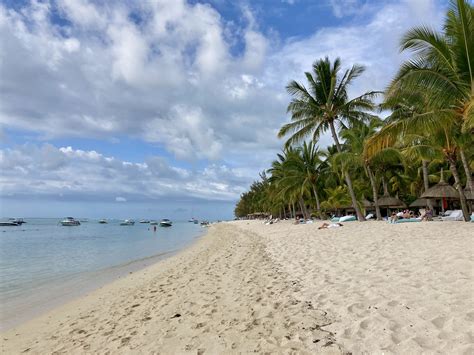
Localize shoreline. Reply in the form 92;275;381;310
1;220;472;354
0;229;205;332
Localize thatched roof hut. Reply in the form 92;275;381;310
421;170;459;199
362;198;373;208
409;198;434;207
377;194;406;208
463;187;474;200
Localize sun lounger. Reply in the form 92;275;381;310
393;218;421;223
441;210;463;221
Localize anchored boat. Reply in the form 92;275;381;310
120;219;135;226
60;217;81;226
159;219;172;227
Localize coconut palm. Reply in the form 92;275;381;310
366;0;473;221
287;142;324;218
278;57;378;221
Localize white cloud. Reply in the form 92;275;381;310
0;144;251;202
0;0;446;203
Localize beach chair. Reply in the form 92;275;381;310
441;210;463;221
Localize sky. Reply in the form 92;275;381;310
0;0;447;220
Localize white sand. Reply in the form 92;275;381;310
1;220;473;354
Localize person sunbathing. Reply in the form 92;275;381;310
318;222;343;229
401;210;411;219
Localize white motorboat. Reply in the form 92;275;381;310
139;220;150;223
159;219;172;227
0;221;20;226
120;219;135;226
60;217;81;226
10;218;26;225
98;219;107;224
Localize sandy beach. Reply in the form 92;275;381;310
1;220;473;354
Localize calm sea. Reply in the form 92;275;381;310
0;218;205;330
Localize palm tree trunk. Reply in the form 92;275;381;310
329;121;365;221
421;160;434;211
301;196;310;219
366;165;382;220
312;186;322;219
292;203;296;219
460;149;473;191
382;176;389;195
448;156;470;222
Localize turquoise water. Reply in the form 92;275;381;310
0;218;205;329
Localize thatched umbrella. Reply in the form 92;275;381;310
377;194;406;216
362;198;373;208
463;187;474;200
378;195;406;208
421;169;459;212
409;198;434;208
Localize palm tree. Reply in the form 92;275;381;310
366;0;473;221
278;57;378;221
288;142;324;218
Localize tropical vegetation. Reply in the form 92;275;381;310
235;0;473;222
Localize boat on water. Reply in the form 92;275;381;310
10;218;26;225
193;219;199;224
150;220;158;225
98;219;107;224
120;219;135;226
60;217;81;226
139;220;150;223
200;220;210;227
0;221;20;226
159;219;173;227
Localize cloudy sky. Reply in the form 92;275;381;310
0;0;446;219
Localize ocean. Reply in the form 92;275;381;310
0;218;205;330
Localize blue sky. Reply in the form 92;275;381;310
0;0;446;220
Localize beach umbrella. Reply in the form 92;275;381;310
409;198;433;208
362;198;373;208
463;187;474;200
421;169;459;212
377;194;406;216
377;194;406;208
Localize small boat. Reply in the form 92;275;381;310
120;219;135;226
98;219;107;224
150;220;158;225
9;218;26;225
200;220;209;227
60;217;81;226
159;219;172;227
194;219;199;224
0;221;20;226
139;220;150;223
